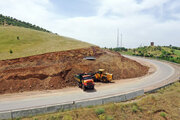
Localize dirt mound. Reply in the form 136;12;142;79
0;47;149;94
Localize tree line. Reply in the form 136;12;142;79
0;14;50;33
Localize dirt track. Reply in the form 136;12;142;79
0;47;149;94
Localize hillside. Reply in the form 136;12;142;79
0;15;149;95
0;14;50;32
110;46;180;64
0;26;93;60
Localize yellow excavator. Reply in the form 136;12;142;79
93;69;113;82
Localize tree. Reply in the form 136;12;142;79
9;49;13;54
17;36;20;40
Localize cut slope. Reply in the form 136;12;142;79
0;26;93;60
0;46;149;94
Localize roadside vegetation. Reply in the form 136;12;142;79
109;46;180;64
21;81;180;120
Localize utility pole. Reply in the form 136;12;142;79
117;28;119;48
121;33;122;48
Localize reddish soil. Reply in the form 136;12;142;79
0;46;149;94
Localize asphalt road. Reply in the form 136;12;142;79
0;56;179;112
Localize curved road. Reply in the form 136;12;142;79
0;56;179;112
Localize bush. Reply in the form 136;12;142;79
9;49;13;54
139;53;144;56
160;112;166;118
95;108;105;115
145;54;149;57
131;103;141;113
98;114;106;120
132;105;138;113
149;54;153;57
87;105;93;108
98;114;113;120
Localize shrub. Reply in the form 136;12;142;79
160;112;166;118
98;114;106;120
149;54;153;57
145;54;149;57
95;108;105;115
9;49;13;54
87;105;93;108
132;53;136;56
98;114;114;120
132;105;138;113
131;103;141;113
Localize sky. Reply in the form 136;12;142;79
0;0;180;48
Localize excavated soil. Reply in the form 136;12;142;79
0;46;149;94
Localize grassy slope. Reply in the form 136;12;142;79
0;26;93;60
22;82;180;120
174;50;180;56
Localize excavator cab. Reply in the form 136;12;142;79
94;69;113;82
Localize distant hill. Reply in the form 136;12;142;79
0;14;50;32
109;46;180;63
0;26;93;60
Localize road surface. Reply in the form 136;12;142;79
0;56;179;112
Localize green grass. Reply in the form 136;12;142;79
113;46;180;63
174;49;180;56
121;50;133;55
0;26;93;60
20;81;180;120
160;112;166;118
95;108;105;115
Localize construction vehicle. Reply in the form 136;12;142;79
74;73;95;91
93;69;113;82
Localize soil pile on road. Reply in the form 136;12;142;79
0;47;149;94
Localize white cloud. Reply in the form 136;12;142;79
0;0;55;30
97;0;139;16
0;0;180;48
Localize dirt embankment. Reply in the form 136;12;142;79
0;47;149;94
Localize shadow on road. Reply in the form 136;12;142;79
84;89;97;93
